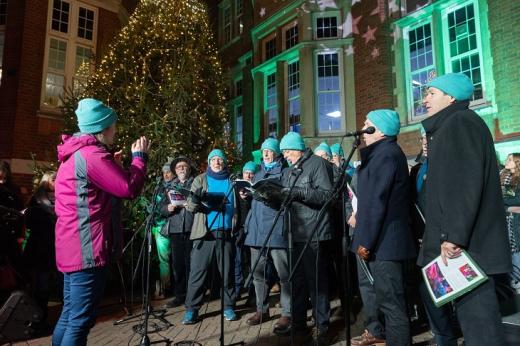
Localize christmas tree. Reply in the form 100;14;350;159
63;0;235;180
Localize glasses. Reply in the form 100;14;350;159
175;164;190;170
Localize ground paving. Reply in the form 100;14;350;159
13;294;440;345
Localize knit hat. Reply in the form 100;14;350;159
330;143;344;157
242;161;258;173
170;156;195;171
367;109;401;136
75;98;117;134
207;149;227;165
279;132;305;151
314;142;332;158
426;73;474;101
261;138;281;155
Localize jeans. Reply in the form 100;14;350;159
419;281;457;346
250;247;291;316
356;257;385;339
52;266;108;346
152;225;171;288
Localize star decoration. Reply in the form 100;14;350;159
259;7;266;17
352;15;362;35
317;0;338;11
389;0;399;13
344;45;354;56
371;47;380;59
351;0;362;6
341;12;353;37
370;0;386;23
362;25;377;44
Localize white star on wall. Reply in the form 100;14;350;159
344;45;354;56
259;7;266;18
362;25;377;44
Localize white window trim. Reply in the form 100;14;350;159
314;48;346;135
441;0;486;107
41;0;98;112
403;18;436;122
312;11;340;40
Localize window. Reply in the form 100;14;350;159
266;72;278;138
0;0;5;84
235;0;243;35
285;24;298;50
0;31;5;84
446;3;482;100
287;61;300;133
235;104;243;152
316;15;338;39
42;0;97;108
223;5;231;44
316;51;342;133
399;0;486;120
264;36;276;61
234;78;242;97
407;22;436;117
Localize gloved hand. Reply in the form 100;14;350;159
280;186;306;201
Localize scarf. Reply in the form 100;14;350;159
206;167;230;180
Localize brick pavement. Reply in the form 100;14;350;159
13;295;438;345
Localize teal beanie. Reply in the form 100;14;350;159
242;161;258;173
207;149;227;165
279;132;305;151
330;143;344;157
427;73;474;101
261;138;281;155
367;109;401;136
75;98;117;134
314;142;332;158
162;161;172;172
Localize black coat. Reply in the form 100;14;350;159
159;177;194;234
351;137;416;261
418;101;511;275
281;149;334;242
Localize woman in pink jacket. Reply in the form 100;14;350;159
52;98;150;346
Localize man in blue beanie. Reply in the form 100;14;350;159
278;131;334;344
350;109;416;346
419;73;510;345
314;142;332;161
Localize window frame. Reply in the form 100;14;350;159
222;3;232;44
265;69;278;138
0;0;5;84
314;49;345;135
235;0;243;35
235;103;243;153
262;32;277;62
287;59;300;133
313;11;340;40
41;0;98;111
283;20;298;51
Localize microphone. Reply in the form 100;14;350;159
344;126;375;137
292;149;313;174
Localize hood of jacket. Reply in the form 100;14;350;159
57;133;99;162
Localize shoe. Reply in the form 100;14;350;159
164;298;183;308
223;308;238;321
246;311;270;326
351;329;386;346
273;316;291;335
270;283;280;293
181;310;199;325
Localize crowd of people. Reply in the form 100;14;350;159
0;72;519;346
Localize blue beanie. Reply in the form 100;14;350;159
242;161;258;173
162;161;172;172
314;142;332;158
367;109;401;136
75;98;117;134
330;143;344;157
279;132;305;151
207;149;227;165
426;73;474;101
261;138;281;155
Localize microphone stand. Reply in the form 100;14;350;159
243;168;302;346
288;136;361;346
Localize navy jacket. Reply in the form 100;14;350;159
351;137;416;261
244;160;287;248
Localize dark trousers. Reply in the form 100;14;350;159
419;281;457;346
184;231;236;310
357;259;411;346
169;233;192;302
292;241;330;331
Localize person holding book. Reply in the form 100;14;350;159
350;109;416;346
243;138;291;333
418;73;511;345
279;132;334;345
161;156;196;308
181;149;240;324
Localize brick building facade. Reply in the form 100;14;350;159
207;0;520;163
0;0;136;197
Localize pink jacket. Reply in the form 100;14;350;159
54;134;147;273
